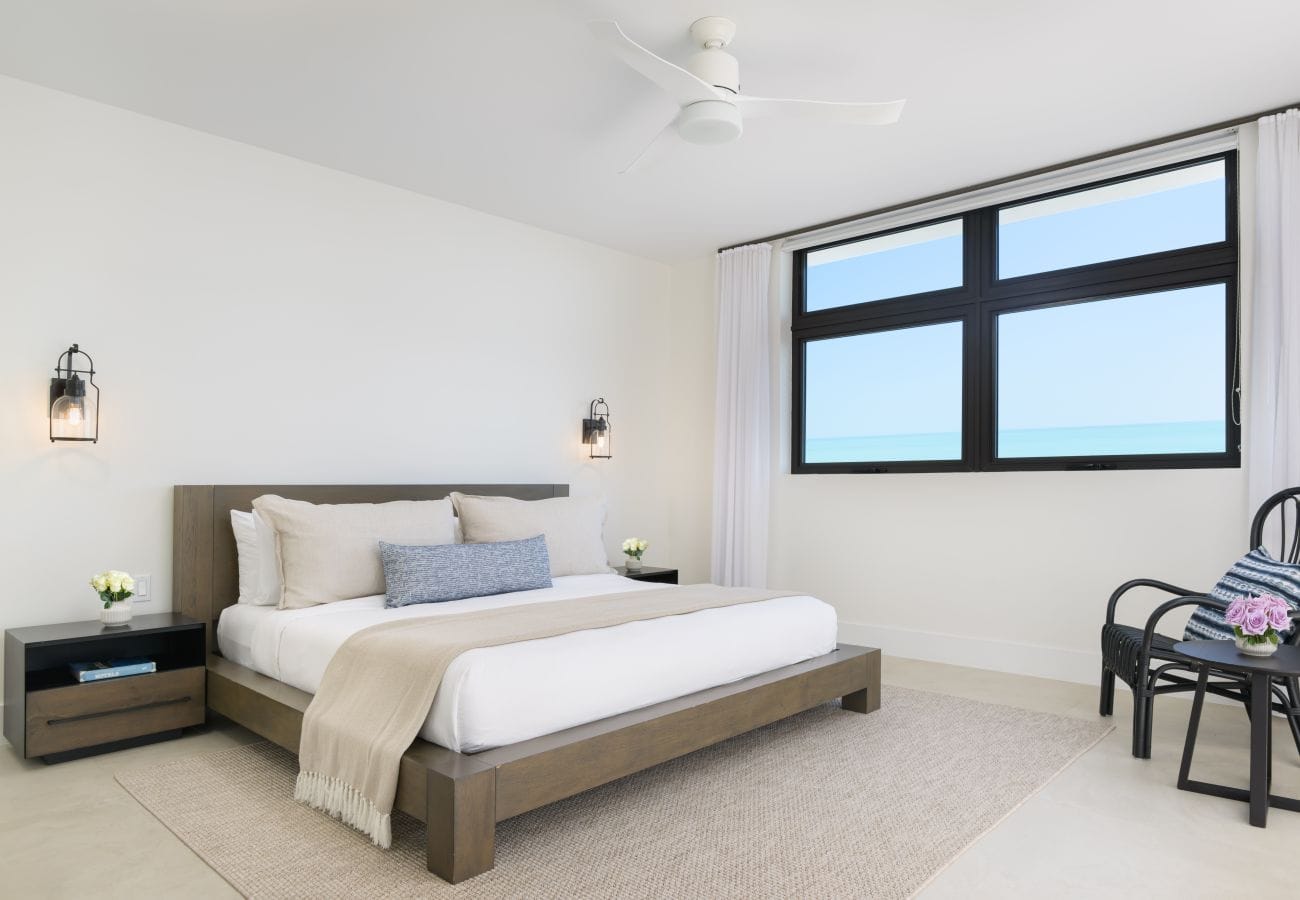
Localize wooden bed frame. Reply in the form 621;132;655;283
173;483;880;883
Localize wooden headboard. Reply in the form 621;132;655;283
172;483;569;652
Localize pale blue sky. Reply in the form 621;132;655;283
806;322;962;439
997;285;1225;430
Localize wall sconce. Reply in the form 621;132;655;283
582;398;611;459
50;343;100;443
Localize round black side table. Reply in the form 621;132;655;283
1173;640;1300;827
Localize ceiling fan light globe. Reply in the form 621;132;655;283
677;100;743;145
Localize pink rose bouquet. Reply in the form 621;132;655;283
1224;593;1292;649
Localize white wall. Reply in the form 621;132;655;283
663;256;718;583
0;76;710;695
695;128;1259;685
769;470;1245;683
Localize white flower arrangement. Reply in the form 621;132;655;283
621;538;648;560
90;570;135;608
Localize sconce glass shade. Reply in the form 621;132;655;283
51;391;93;440
49;345;100;443
582;398;612;460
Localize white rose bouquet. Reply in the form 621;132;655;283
621;538;648;561
91;570;135;608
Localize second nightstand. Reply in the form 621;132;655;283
616;565;679;584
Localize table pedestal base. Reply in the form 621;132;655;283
1178;666;1300;827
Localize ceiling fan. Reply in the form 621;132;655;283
590;16;905;173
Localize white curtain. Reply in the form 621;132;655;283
1248;109;1300;520
711;244;773;587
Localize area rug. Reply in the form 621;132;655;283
115;687;1111;899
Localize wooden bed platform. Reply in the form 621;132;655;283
175;484;881;883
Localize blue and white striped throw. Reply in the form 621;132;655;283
1183;547;1300;642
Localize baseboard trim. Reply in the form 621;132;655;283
838;621;1100;686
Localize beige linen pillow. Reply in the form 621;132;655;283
449;493;609;577
252;495;456;609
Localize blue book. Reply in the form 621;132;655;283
70;658;157;683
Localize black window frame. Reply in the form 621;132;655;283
791;151;1240;474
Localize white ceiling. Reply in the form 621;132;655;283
2;1;1298;262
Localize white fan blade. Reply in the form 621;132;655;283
589;20;721;107
734;96;905;126
619;118;678;174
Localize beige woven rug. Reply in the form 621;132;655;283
115;688;1111;899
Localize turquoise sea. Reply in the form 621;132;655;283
805;420;1225;464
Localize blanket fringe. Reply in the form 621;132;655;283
294;770;393;849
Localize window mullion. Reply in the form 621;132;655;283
972;208;997;470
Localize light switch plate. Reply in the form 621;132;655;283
133;574;151;602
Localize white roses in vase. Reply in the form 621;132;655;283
91;570;135;608
621;538;648;570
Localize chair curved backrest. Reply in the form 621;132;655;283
1251;487;1300;563
1250;487;1300;647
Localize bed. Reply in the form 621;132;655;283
175;483;880;883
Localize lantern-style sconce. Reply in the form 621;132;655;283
582;398;611;459
50;344;100;443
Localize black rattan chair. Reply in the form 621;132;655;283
1100;487;1300;759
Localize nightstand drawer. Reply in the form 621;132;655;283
24;667;205;758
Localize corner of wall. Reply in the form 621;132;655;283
664;255;719;583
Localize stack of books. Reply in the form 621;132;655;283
69;657;157;683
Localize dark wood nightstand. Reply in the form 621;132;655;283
3;613;206;762
616;565;679;584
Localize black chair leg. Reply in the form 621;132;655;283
1100;666;1115;717
1141;692;1155;758
1132;687;1150;758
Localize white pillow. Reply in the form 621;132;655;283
253;511;283;607
252;494;456;609
229;510;282;606
449;493;609;577
230;510;261;604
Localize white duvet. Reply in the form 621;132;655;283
217;573;838;753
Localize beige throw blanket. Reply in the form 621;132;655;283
295;584;796;846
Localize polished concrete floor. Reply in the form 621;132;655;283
2;658;1297;899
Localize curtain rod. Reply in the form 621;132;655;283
717;98;1300;253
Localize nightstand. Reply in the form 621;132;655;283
3;613;206;762
616;565;679;584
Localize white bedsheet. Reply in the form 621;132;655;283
217;574;837;752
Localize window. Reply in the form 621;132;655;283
995;285;1227;459
804;219;964;311
792;153;1238;473
805;321;964;463
997;159;1227;278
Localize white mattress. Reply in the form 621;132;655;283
217;574;837;752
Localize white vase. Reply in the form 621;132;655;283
1235;635;1277;657
100;601;133;626
624;557;643;572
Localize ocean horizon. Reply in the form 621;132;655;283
805;420;1225;463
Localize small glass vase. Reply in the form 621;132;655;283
101;601;134;626
624;556;643;572
1235;635;1277;657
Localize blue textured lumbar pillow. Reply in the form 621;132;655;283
380;535;553;607
1183;547;1300;641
